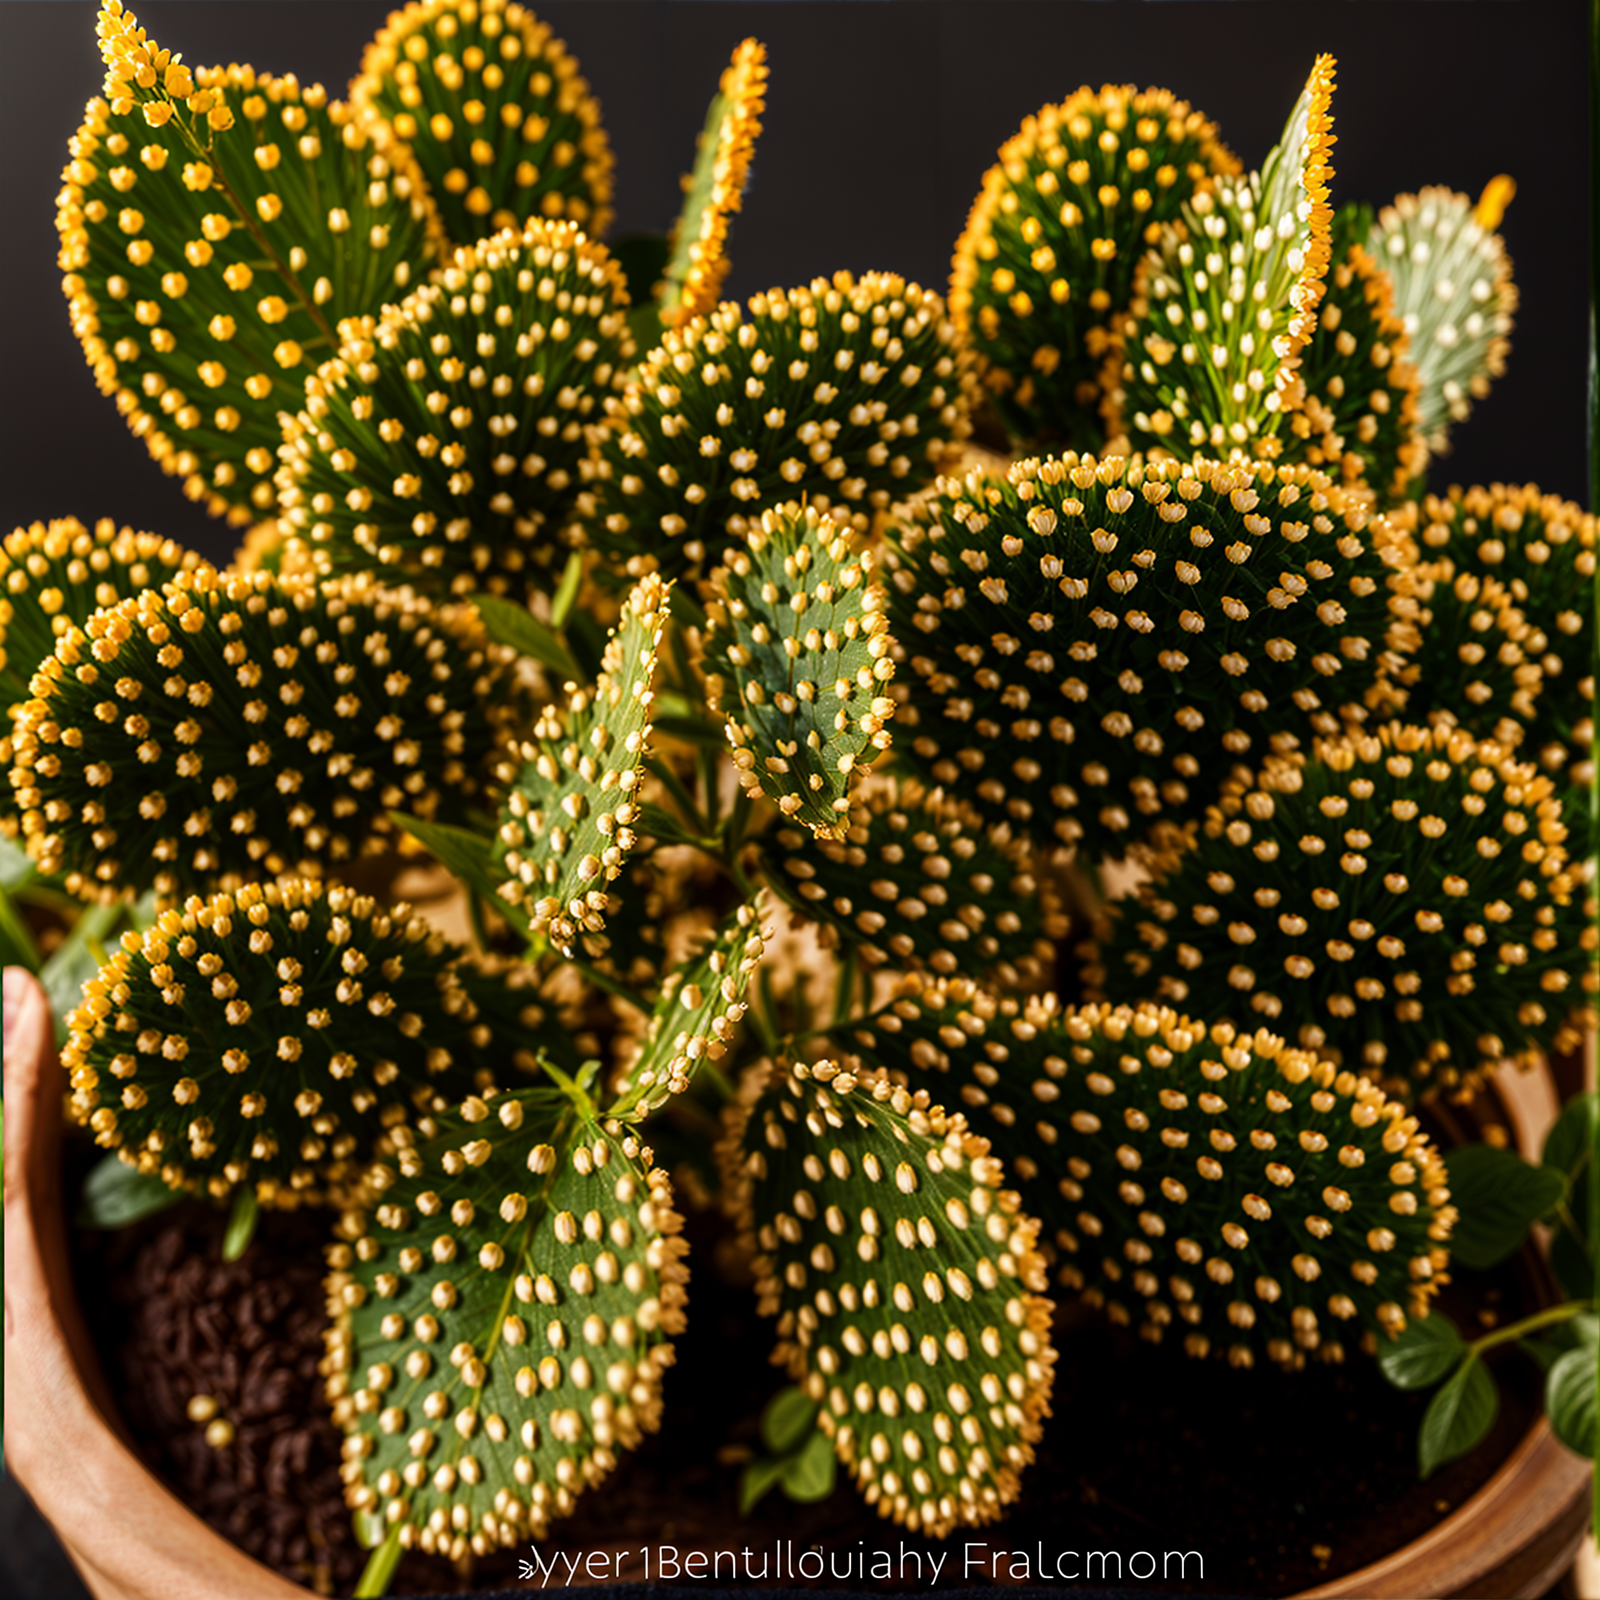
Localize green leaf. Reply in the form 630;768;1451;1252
493;575;670;958
759;1385;817;1456
0;885;41;974
0;833;35;891
1543;1091;1598;1184
1546;1342;1599;1459
1419;1356;1498;1478
76;1152;183;1230
390;814;503;906
1377;1312;1466;1391
221;1186;260;1261
64;12;441;523
40;901;121;1046
473;594;582;682
738;1453;792;1516
702;503;894;837
1445;1143;1566;1270
1543;1092;1597;1300
780;1430;836;1503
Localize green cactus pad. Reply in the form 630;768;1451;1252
611;898;768;1118
1367;188;1516;455
11;566;514;902
701;503;894;835
764;772;1066;989
884;453;1420;860
1090;723;1593;1092
277;221;633;604
493;574;669;957
1105;57;1335;462
585;273;975;585
327;1096;687;1559
351;0;613;248
61;877;555;1203
846;983;1454;1368
64;3;442;525
719;1058;1055;1537
949;84;1238;449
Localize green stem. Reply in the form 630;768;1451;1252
1471;1298;1595;1358
354;1519;404;1598
832;949;859;1028
221;1187;259;1262
644;757;709;836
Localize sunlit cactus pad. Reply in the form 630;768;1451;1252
494;574;668;957
352;0;613;246
61;878;553;1202
585;273;974;583
278;221;633;602
765;773;1066;989
701;502;894;834
950;84;1238;448
66;2;439;524
846;987;1453;1368
11;566;514;901
885;454;1419;859
1091;724;1591;1091
719;1058;1055;1537
326;1097;687;1557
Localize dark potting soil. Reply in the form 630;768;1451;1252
72;1179;1543;1600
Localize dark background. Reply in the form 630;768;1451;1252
0;1;1591;571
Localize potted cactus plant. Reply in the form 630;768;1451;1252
1;3;1594;1598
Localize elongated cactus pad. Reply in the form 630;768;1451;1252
11;566;514;902
701;503;894;834
885;454;1419;859
494;574;669;957
1091;724;1592;1091
585;273;974;584
764;772;1066;989
846;984;1454;1368
278;221;633;603
65;2;440;525
719;1058;1055;1536
61;878;554;1202
611;899;767;1118
949;84;1238;449
352;0;613;246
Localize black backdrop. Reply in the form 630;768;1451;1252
0;2;1591;568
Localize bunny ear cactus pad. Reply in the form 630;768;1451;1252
352;0;613;247
62;2;440;527
719;1058;1055;1536
493;574;669;957
1092;724;1593;1093
278;221;634;604
701;503;894;834
585;273;975;586
11;567;515;902
1106;56;1336;461
846;986;1454;1369
326;1096;687;1558
764;772;1066;990
60;878;557;1204
884;453;1419;860
950;84;1239;449
1368;187;1517;455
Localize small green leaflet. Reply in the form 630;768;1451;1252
494;575;669;958
702;503;894;838
77;1151;183;1229
1443;1143;1567;1271
473;594;581;683
1545;1317;1598;1460
1419;1356;1497;1478
1376;1312;1466;1391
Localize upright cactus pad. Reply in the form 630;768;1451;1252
846;985;1454;1368
701;502;894;835
11;566;514;901
720;1058;1055;1537
327;1096;687;1558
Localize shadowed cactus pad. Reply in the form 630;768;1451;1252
66;2;439;525
352;0;613;246
719;1058;1055;1537
12;566;514;901
586;273;974;584
950;84;1238;448
1091;724;1591;1091
61;878;553;1202
701;503;894;834
845;985;1453;1368
278;221;633;602
885;454;1419;859
327;1096;687;1557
